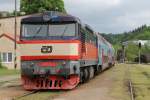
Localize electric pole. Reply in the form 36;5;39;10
122;42;127;63
14;0;17;69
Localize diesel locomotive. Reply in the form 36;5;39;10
19;11;115;90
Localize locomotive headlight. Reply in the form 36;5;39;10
43;14;51;21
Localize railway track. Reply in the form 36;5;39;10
12;90;39;100
12;90;59;100
0;79;41;100
0;78;60;100
0;79;19;87
0;79;18;84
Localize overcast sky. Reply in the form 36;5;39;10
0;0;150;34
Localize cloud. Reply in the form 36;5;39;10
0;0;20;12
65;0;121;15
1;0;149;34
64;0;150;33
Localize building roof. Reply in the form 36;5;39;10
0;33;19;43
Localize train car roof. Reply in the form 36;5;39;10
97;33;114;49
21;11;81;24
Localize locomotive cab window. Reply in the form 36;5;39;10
48;24;76;37
22;24;48;37
21;23;77;39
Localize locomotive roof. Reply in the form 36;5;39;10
21;11;81;24
21;11;95;34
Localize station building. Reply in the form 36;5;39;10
0;16;27;69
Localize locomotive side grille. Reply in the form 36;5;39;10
81;29;86;53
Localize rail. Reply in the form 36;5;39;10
125;64;135;100
12;90;39;100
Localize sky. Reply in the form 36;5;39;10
0;0;150;34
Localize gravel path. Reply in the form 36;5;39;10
0;75;20;83
53;67;116;100
0;75;23;100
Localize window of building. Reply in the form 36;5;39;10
8;53;13;62
0;52;13;63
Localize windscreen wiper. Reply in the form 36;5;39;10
61;25;68;38
32;26;42;38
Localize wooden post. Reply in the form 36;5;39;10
138;42;142;64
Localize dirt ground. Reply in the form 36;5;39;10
53;75;115;100
0;64;131;100
0;75;19;82
0;78;28;100
53;66;120;100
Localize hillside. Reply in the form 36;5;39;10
101;25;150;62
101;25;150;45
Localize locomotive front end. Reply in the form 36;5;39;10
19;12;81;90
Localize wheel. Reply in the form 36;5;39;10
84;68;89;82
89;66;94;79
80;69;84;83
109;63;112;67
97;65;102;74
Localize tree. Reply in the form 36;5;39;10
142;41;150;54
126;43;139;61
20;0;66;14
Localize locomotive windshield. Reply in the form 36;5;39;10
22;23;76;38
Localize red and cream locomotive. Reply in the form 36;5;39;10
19;11;115;90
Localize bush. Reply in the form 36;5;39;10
0;56;4;68
125;42;150;62
0;59;3;68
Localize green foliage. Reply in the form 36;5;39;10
0;56;3;68
101;25;150;62
21;0;66;14
126;43;139;61
114;43;150;62
0;69;20;76
101;25;150;44
0;63;2;68
142;41;150;54
130;64;150;100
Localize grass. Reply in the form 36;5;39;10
110;64;130;100
0;68;20;76
110;64;150;100
129;64;150;100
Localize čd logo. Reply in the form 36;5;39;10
41;46;53;53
